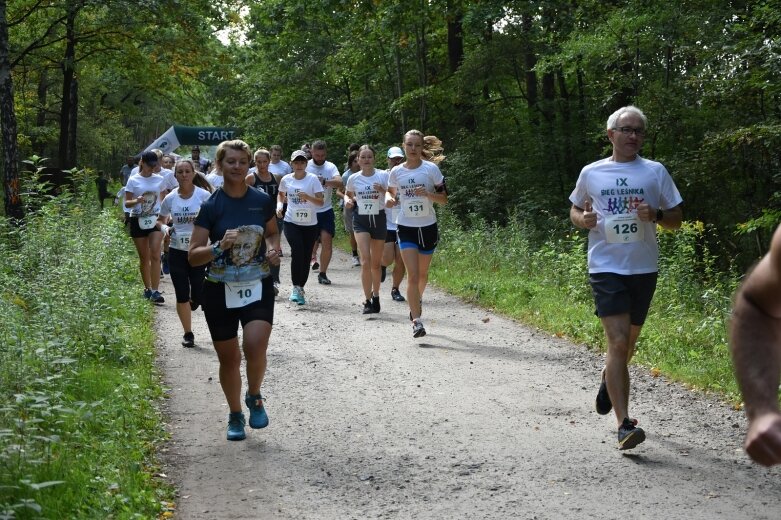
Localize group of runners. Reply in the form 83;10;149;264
117;107;781;462
120;131;447;440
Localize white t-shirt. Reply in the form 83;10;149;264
125;173;166;217
568;155;683;275
159;187;212;251
269;160;292;178
206;172;224;189
160;168;178;191
388;160;444;228
346;169;389;216
279;173;324;226
307;159;340;213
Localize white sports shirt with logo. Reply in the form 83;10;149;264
568;155;683;275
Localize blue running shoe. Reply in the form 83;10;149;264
227;412;246;441
245;393;269;429
143;288;153;299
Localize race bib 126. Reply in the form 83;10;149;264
605;214;644;244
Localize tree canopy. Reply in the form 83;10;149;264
3;0;780;267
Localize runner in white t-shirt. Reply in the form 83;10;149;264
386;130;448;338
307;140;343;285
278;150;325;304
337;151;361;266
158;158;213;348
569;105;683;451
381;146;407;303
345;145;389;314
268;144;292;181
125;150;167;304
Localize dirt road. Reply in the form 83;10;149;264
156;248;781;519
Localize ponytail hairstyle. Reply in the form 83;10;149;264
422;135;445;165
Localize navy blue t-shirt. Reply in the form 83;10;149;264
194;187;275;282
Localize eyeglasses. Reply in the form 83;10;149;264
613;126;646;137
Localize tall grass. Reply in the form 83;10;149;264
0;172;170;518
429;208;740;398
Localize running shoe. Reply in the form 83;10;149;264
245;393;269;429
391;287;405;302
149;290;165;304
412;319;426;338
226;412;246;441
617;417;645;450
352;255;361;267
273;281;280;296
362;300;374;314
318;273;331;285
181;332;195;348
289;286;302;304
381;266;387;283
297;288;306;305
143;288;153;300
162;252;170;274
371;295;380;313
595;368;612;415
311;257;319;271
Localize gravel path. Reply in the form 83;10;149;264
156;247;781;519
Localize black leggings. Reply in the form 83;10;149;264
283;222;320;287
168;248;207;304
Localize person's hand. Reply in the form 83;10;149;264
636;203;656;222
219;229;238;250
266;248;281;267
413;186;429;198
345;197;355;209
745;412;781;466
276;208;284;218
372;183;386;194
582;201;597;229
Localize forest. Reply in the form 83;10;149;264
3;0;781;270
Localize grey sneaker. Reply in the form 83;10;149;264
618;418;645;450
412;319;426;338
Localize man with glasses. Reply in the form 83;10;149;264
569;106;683;450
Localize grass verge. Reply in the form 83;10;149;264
0;184;171;519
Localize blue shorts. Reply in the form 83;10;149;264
397;223;438;254
316;208;336;237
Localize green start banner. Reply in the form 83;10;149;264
143;126;239;154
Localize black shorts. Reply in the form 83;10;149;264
353;212;387;240
168;248;207;303
397;223;438;254
129;217;161;238
316;208;336;237
589;272;658;326
202;276;275;341
385;229;398;244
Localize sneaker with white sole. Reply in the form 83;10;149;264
412;319;426;338
352;255;361;267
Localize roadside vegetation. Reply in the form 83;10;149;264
429;208;740;399
0;172;171;519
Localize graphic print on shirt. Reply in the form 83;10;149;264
209;224;270;282
600;177;645;244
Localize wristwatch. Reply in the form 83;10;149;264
655;208;664;222
211;242;223;257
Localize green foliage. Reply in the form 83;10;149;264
429;208;740;398
0;177;169;518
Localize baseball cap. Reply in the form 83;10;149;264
291;149;308;161
140;151;159;166
387;146;404;159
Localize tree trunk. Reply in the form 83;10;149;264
522;14;538;126
446;0;464;74
33;69;48;155
67;76;77;167
58;4;77;169
0;0;23;220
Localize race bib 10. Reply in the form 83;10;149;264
224;279;262;308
